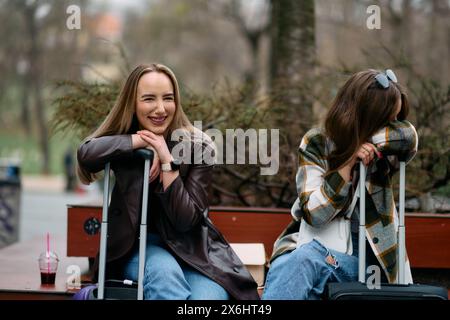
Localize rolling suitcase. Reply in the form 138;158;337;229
89;148;155;300
326;161;448;300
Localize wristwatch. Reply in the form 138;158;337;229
161;158;182;172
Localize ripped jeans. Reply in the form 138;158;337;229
262;233;359;300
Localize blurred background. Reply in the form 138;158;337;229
0;0;448;247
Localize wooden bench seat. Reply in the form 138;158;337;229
1;204;449;299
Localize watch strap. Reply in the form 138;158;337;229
161;163;172;172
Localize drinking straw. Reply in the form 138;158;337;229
46;232;50;274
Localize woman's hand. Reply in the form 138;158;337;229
132;133;161;182
338;143;380;182
136;130;172;164
354;142;379;166
131;134;147;149
137;130;179;191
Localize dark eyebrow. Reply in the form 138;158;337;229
163;93;174;97
140;94;155;99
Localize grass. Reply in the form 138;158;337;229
0;129;80;175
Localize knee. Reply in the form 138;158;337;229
144;261;182;284
291;243;317;265
184;269;229;300
143;262;189;300
189;287;229;300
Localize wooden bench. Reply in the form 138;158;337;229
67;204;450;268
1;205;448;299
67;204;450;295
67;204;292;260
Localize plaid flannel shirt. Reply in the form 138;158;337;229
271;120;418;284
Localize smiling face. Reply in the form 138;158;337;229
135;71;176;135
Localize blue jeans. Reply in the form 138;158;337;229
262;234;359;300
122;233;229;300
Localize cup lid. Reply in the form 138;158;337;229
38;251;59;261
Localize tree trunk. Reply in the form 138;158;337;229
244;30;261;87
20;70;32;136
429;0;450;84
270;0;316;135
226;0;270;99
388;0;413;59
24;4;50;174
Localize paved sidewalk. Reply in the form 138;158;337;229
19;175;101;243
22;175;66;193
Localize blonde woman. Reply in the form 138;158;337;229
77;64;259;300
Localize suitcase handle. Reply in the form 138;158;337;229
135;148;155;161
358;160;406;285
98;148;155;300
358;162;367;283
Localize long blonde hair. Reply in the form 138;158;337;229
77;63;194;184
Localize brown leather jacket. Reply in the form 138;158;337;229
77;133;259;300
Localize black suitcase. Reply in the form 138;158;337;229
91;148;154;300
326;161;448;300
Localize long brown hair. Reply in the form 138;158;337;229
77;63;194;184
325;69;409;171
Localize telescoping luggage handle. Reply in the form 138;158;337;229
97;148;154;300
358;161;406;285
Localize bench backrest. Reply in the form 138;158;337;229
67;205;450;268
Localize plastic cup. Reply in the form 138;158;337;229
38;251;59;285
